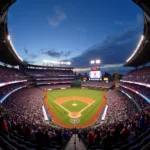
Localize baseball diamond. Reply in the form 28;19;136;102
43;88;107;128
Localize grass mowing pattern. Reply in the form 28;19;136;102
61;100;88;112
46;89;104;126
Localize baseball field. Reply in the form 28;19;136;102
43;88;106;128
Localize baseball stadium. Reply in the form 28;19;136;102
0;0;150;150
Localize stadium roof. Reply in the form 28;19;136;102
26;64;73;70
124;0;150;67
0;0;24;66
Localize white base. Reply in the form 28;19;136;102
72;103;77;106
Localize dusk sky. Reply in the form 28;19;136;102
8;0;143;72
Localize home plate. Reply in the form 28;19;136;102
72;103;77;106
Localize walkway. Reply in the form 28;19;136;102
65;134;87;150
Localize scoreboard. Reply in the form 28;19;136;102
89;66;102;81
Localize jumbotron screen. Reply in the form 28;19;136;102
89;66;102;80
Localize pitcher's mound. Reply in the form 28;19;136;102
69;112;81;118
72;103;77;106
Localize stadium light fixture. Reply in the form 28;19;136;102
7;35;11;41
51;61;60;64
126;35;144;62
43;60;49;63
43;60;71;65
60;62;65;64
7;35;23;62
96;59;101;64
66;62;71;65
90;60;95;64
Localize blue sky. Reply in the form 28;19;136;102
8;0;143;72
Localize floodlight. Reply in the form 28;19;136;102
7;35;23;62
96;59;101;64
60;62;67;64
52;61;60;64
43;60;49;63
66;62;71;65
43;60;71;65
7;35;11;41
126;35;144;62
90;60;95;64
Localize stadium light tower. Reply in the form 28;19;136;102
96;59;101;64
90;59;101;65
90;60;95;64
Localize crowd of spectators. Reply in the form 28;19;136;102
80;105;150;150
120;87;149;109
82;81;113;89
25;68;75;77
105;90;137;123
39;84;71;90
37;81;74;86
0;66;24;83
122;66;150;83
2;88;44;124
1;65;150;149
0;84;149;149
0;83;25;99
35;77;75;81
121;82;150;100
0;105;72;150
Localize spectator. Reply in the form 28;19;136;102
0;116;8;132
101;130;113;150
120;126;130;139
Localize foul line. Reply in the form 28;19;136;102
54;101;70;113
54;99;95;115
79;101;95;113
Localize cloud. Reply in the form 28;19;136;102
48;7;67;27
24;48;37;59
41;49;71;58
71;27;142;68
24;49;28;54
29;54;37;58
77;27;88;33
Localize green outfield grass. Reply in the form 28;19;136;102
61;100;88;112
46;88;105;127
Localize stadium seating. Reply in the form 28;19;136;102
0;65;150;150
82;81;114;89
122;66;150;83
24;68;75;77
105;90;137;123
119;87;149;109
121;82;150;99
0;83;25;99
79;107;150;150
39;84;71;90
0;66;26;83
0;103;72;150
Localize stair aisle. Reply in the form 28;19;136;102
65;134;87;150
